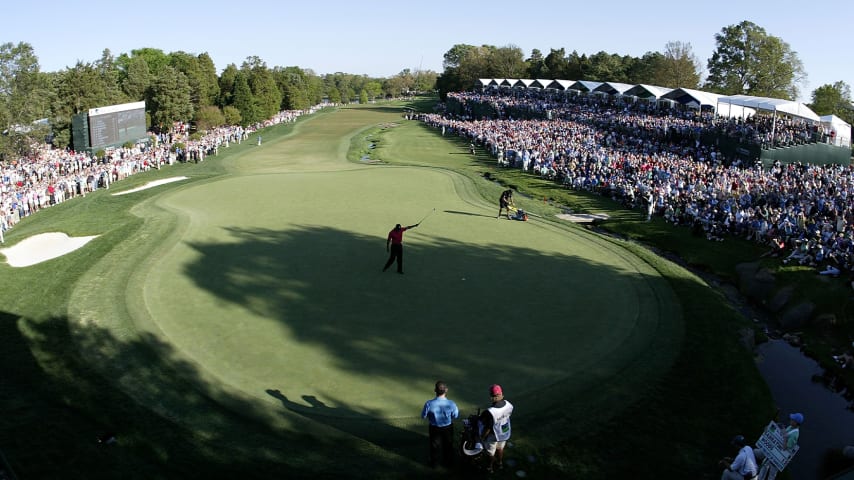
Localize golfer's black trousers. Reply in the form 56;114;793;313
428;424;455;468
383;244;403;273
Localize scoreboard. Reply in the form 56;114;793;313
87;101;147;149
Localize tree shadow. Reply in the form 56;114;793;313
0;310;409;479
180;225;680;435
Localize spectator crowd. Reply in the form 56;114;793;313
420;88;853;280
1;108;318;240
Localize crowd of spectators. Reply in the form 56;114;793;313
444;89;825;150
1;108;317;240
420;89;853;281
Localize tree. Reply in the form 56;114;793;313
121;55;152;101
242;57;281;120
526;49;547;79
274;66;311;110
149;65;193;130
657;41;701;89
222;105;241;125
194;105;225;132
327;86;341;104
705;20;806;99
53;62;109;116
196;53;220;107
811;81;854;124
565;50;590;80
117;48;170;78
364;81;382;101
230;71;256;125
627;51;666;85
218;63;239;107
359;89;368;104
0;42;52;158
413;70;437;93
96;49;125;105
587;51;628;82
436;44;478;98
486;45;526;79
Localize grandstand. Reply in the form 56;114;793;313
475;78;852;166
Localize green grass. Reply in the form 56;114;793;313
0;101;773;479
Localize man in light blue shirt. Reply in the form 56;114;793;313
421;380;459;468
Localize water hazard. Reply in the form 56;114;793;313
756;340;854;479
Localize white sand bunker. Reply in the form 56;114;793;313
556;213;610;223
1;232;99;267
112;176;188;196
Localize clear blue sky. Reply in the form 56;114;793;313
6;0;851;102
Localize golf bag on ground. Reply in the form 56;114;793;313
509;206;528;221
459;411;488;471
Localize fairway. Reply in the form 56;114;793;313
44;105;685;472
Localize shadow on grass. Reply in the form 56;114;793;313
178;224;684;453
266;389;423;461
442;210;496;218
0;310;411;480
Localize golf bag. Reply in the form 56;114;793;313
511;208;528;221
459;411;487;470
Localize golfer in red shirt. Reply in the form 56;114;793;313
383;223;418;274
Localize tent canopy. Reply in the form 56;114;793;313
568;80;602;92
623;84;673;100
594;82;634;96
660;88;722;109
820;114;852;147
719;95;820;122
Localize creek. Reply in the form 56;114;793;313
756;339;854;479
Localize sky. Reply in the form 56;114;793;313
5;0;852;103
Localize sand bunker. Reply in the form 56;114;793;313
112;176;188;196
1;232;99;267
556;213;610;223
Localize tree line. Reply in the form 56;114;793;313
436;20;853;128
0;43;438;159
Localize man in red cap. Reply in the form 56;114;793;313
480;384;514;473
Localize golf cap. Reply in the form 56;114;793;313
489;384;503;396
731;435;747;447
790;413;804;424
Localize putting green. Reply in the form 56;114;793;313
70;106;682;446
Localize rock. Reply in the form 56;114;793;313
741;268;777;302
767;285;796;313
736;262;761;288
779;302;815;331
739;327;756;350
812;313;838;328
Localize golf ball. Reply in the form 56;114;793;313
461;278;466;281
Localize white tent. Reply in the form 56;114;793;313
820;114;852;147
568;80;602;92
594;81;634;96
660;88;722;110
546;79;574;91
719;95;820;123
622;84;673;100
